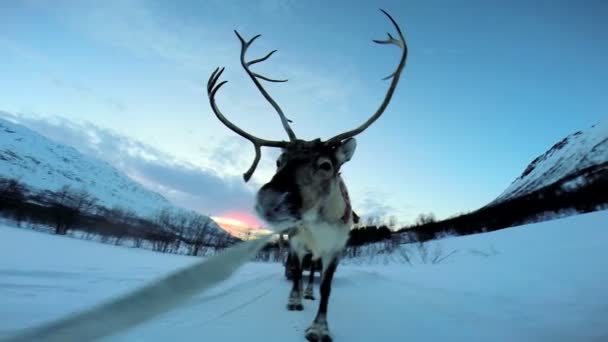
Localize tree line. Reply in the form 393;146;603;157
3;161;606;259
0;176;238;255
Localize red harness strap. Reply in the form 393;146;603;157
338;177;352;224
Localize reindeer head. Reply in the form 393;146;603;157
207;10;407;229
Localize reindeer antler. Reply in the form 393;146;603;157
207;9;407;181
207;67;288;182
207;32;299;182
234;31;297;142
325;9;408;145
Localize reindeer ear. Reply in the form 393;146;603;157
335;138;357;165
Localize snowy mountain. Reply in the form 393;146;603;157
1;117;171;218
493;120;608;204
411;120;608;239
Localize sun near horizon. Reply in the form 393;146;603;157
211;212;272;239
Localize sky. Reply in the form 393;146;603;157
1;0;607;227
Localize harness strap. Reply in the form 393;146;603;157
338;177;352;224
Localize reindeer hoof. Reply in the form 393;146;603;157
303;288;315;300
305;331;332;342
305;331;318;341
305;320;331;341
287;303;304;311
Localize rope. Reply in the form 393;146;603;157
1;234;273;342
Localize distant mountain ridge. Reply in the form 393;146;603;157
1;117;174;218
493;120;608;204
397;120;608;242
0;117;247;250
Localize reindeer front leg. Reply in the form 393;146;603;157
305;257;338;342
287;251;304;311
304;255;316;300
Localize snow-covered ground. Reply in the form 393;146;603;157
1;211;607;341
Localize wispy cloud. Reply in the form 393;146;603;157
1;110;414;226
353;189;417;225
356;190;396;220
256;0;299;15
26;0;366;119
1;111;256;217
29;0;222;72
50;78;127;112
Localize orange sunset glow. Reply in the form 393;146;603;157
211;212;271;239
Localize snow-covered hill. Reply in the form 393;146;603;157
0;117;170;218
1;210;607;341
494;120;608;204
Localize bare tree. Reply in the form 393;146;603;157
154;208;216;255
0;177;26;201
388;215;398;230
415;212;436;226
106;206;139;226
365;215;380;227
184;212;214;256
0;177;27;224
50;185;97;235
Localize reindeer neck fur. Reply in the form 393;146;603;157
302;174;351;225
292;174;352;263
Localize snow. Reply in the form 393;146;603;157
0;117;170;217
495;120;608;203
1;210;608;341
562;175;588;192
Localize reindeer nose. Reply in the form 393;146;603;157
257;189;285;212
255;187;300;223
267;201;282;216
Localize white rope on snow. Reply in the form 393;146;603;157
1;234;274;342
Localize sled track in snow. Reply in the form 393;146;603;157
186;272;277;308
200;289;273;326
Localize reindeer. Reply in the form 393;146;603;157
207;9;407;342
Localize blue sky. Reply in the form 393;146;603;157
1;0;606;225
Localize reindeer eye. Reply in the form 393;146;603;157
319;161;332;171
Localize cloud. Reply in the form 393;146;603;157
353;189;417;225
356;191;396;220
0;111;256;217
2;110;418;226
200;136;253;177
